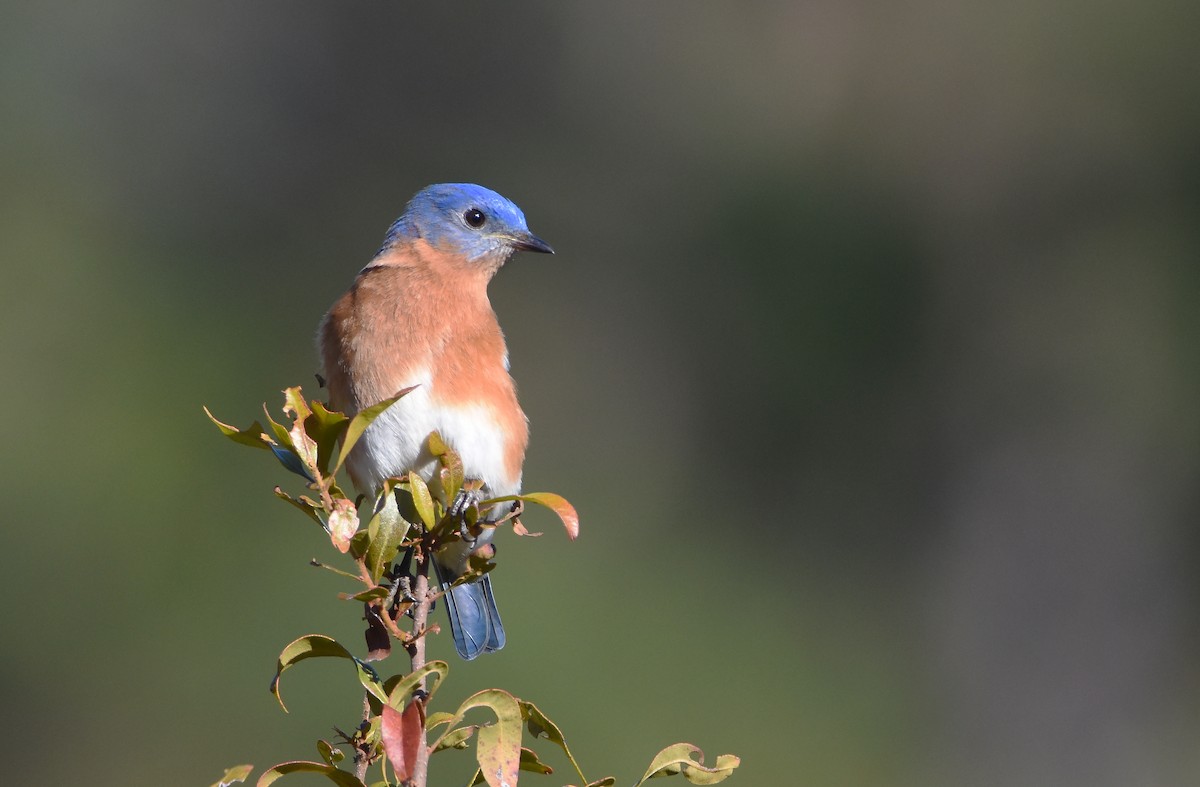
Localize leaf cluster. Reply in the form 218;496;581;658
205;387;738;786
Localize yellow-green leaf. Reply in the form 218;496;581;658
406;473;437;529
366;480;410;582
210;764;253;787
434;690;523;787
520;699;590;786
387;660;449;706
333;388;416;474
269;635;386;712
434;724;476;752
203;407;270;450
633;743;740;785
316;739;344;766
471;690;522;787
256;760;366;787
306;400;349;475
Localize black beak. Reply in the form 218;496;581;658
511;231;555;255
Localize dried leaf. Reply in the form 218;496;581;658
328;498;359;553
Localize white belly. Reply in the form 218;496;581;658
348;373;522;500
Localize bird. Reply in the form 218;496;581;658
317;183;553;660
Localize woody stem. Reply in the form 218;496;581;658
407;542;433;786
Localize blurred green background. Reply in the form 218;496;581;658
3;1;1199;785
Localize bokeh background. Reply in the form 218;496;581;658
3;2;1198;785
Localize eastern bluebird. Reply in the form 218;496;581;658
317;183;553;660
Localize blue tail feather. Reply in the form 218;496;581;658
439;573;505;660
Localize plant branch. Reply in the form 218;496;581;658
407;541;433;787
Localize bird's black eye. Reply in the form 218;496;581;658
463;208;487;228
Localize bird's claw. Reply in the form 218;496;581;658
448;486;484;544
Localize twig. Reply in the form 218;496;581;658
407;543;433;786
353;691;371;781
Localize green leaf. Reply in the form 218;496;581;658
520;700;591;786
316;739;344;766
486;493;579;540
406;473;437;529
273;487;326;529
339;586;389;603
432;723;476;752
387;660;449;706
255;761;366;787
204;407;271;450
633;744;740;785
333;388;417;475
269;635;386;712
307;400;349;475
261;402;295;453
425;711;456;729
366;479;411;583
517;747;554;776
210;764;254;787
428;431;465;503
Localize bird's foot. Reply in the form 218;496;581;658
448;486;484;545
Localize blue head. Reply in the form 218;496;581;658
382;183;554;264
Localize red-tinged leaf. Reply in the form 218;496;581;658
522;493;579;540
328;498;359;553
511;519;542;537
633;743;740;785
204;407;271;450
381;700;424;783
333;388;417;474
255;760;366;787
210;764;253;787
486;493;579;540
